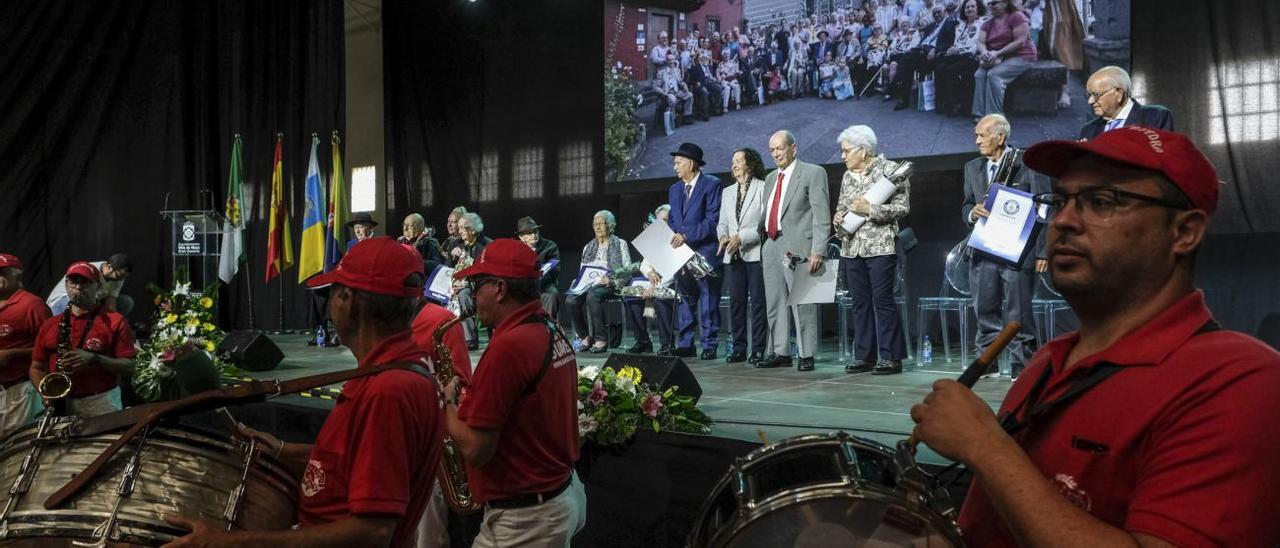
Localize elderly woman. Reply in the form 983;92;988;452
447;212;492;350
716;148;768;364
934;0;987;116
565;210;632;353
884;16;920;99
831;125;909;375
620;205;678;355
972;0;1037;120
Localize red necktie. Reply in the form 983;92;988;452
767;171;785;239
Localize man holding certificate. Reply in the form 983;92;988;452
961;114;1049;378
667;143;723;360
832;125;910;376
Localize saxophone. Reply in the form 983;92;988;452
433;313;482;514
37;313;74;406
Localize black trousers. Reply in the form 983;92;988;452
842;255;907;361
934;54;978;113
566;286;614;343
624;297;674;348
724;258;767;355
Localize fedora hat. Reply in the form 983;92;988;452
669;142;706;166
515;216;541;235
346;212;378;229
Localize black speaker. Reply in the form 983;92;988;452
217;330;284;372
602;353;702;403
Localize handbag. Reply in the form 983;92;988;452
917;75;936;111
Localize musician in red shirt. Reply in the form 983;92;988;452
0;254;51;436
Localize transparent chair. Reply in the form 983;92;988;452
1031;272;1072;344
837;234;915;360
915;241;975;363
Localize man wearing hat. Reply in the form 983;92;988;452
345;211;379;248
166;236;445;546
30;262;136;417
911;127;1280;547
0;254;51;437
516;216;562;317
445;239;586;547
45;253;133;317
667;143;724;360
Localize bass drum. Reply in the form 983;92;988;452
0;415;297;547
689;432;963;548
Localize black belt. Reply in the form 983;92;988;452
486;477;573;509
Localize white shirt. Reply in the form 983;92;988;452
46;260;123;307
681;171;702;200
766;160;798;225
1106;99;1136;129
984;146;1012;186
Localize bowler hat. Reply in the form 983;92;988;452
669;142;706;166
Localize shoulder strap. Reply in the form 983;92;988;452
518;312;568;397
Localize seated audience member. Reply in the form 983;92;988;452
515;216;562;317
656;52;694;124
565;210;632;354
971;0;1036;120
445;212;492;350
818;51;838;98
884;16;920;99
716;48;742;112
935;0;987;116
687;53;722;121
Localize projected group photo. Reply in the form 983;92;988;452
605;0;1126;181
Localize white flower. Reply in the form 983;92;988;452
618;376;636;395
173;282;191;297
579;365;600;380
184;325;198;336
578;414;598;437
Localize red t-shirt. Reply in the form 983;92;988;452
297;330;444;547
959;291;1280;547
0;289;52;384
410;303;473;383
31;308;135;397
457;300;578;503
981;11;1037;62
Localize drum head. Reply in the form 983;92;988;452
715;489;962;548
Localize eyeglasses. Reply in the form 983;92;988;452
1086;87;1118;103
1033;187;1189;223
467;277;501;294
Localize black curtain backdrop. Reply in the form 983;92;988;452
0;0;344;330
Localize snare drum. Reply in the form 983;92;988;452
689;432;964;547
0;414;297;547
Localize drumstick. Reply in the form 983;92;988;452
956;322;1021;388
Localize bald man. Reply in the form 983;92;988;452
1079;66;1173;140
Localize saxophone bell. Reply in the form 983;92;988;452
37;372;72;401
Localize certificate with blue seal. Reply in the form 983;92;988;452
966;183;1042;268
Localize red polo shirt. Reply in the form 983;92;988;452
410;303;473;383
297;330;444;547
31;308;135;397
457;300;578;503
0;289;52;385
959;291;1280;547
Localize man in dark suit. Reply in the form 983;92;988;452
961;114;1050;379
667;143;723;359
515;216;561;317
1080;66;1174;140
891;4;958;110
809;31;834;93
687;53;723;121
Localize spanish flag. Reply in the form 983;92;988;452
298;134;327;282
265;134;295;282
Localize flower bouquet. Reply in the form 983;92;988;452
577;364;713;447
132;282;237;401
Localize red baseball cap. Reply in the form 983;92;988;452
1025;126;1220;215
453;239;540;280
0;254;20;269
304;236;425;297
66;261;101;281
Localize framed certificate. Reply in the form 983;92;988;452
567;265;611;295
966;183;1042;268
425;265;454;305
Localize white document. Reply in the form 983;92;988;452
631;220;696;281
788;262;838;305
567;265;611;294
970;185;1036;259
839;177;900;233
426;266;454;304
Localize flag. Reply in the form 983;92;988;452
324;131;349;272
218;134;247;283
265;135;295;282
298;134;327;282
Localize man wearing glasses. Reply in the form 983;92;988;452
445;239;587;547
1079;66;1174;140
912;127;1280;547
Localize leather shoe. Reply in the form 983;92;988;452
700;349;717;360
725;351;747;364
871;360;903;375
748;352;764;365
672;346;697;358
627;341;653;354
755;354;792;368
797;357;815;371
844;360;874;373
979;362;1000;379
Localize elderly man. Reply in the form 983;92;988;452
913;127;1280;547
1079;66;1174;140
515;216;562;317
656;52;694;123
832;126;910;375
399;213;444;273
758;130;832;372
345;212;378;248
30;262;136;417
667;143;723;359
46;253;132;316
447;212;493;350
649;30;672;75
962;114;1049;379
0;254;51;437
688;53;723;121
166;237;445;547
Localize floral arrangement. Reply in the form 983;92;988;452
577;364;713;446
603;5;643;180
132;282;236;401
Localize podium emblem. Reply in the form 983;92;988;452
182;221;196;242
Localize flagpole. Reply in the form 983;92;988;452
280;131;289;334
243;253;256;330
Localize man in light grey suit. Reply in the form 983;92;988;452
717;147;769;364
757;130;832;372
961;114;1049;379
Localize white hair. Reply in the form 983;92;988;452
981;114;1011;138
1095;65;1132;95
460;212;484;233
836;125;878;155
594;210;617;231
654;204;671;216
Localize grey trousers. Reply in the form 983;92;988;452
971;57;1032;117
762;238;819;358
970;257;1037;369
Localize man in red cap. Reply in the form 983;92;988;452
0;254;51;436
911;127;1280;547
30;262;136;417
445;238;586;547
164;236;445;547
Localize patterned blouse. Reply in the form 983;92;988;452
833;155;912;258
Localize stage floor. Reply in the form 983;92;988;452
242;334;1013;465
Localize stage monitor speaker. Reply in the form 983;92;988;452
217;330;284;372
602;353;702;403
